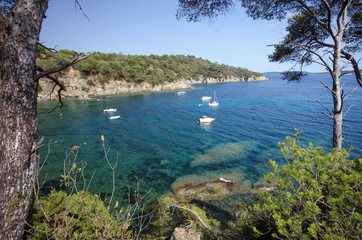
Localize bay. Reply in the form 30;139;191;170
38;73;362;202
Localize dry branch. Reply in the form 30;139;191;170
164;202;220;240
309;96;333;119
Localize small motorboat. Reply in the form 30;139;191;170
104;108;117;112
198;115;215;124
108;116;121;120
177;91;186;95
201;96;212;101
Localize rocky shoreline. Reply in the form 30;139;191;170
38;68;269;101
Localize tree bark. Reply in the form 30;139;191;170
0;1;48;239
330;6;348;150
331;60;343;149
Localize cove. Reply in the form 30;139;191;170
37;73;362;203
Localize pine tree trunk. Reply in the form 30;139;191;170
331;25;344;150
333;111;343;149
0;1;48;239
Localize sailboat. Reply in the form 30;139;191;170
208;91;219;107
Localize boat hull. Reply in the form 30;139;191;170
109;116;121;120
198;117;215;123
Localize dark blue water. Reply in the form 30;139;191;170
37;74;362;201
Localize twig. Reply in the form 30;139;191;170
309;96;333;119
320;81;336;95
75;0;89;20
343;104;354;118
342;87;357;101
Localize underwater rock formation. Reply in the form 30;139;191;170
173;177;251;202
190;141;258;167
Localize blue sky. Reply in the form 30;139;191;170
40;0;359;73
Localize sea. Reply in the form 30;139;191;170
37;73;362;204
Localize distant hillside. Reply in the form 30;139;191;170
263;70;361;75
36;45;267;100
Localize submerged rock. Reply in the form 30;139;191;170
190;141;258;167
174;178;251;203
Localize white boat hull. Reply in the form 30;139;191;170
198;116;215;123
201;96;212;101
208;102;219;107
104;108;117;112
208;91;219;106
109;116;121;120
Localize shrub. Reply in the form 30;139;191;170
26;138;153;239
144;196;219;239
27;190;132;240
81;86;89;92
227;130;361;239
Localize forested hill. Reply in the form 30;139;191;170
36;45;267;99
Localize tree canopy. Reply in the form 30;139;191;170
177;0;362;149
241;0;362;83
36;45;263;86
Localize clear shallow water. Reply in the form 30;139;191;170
38;74;362;202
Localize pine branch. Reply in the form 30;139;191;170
341;51;362;88
34;53;90;81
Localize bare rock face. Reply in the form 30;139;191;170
37;68;269;101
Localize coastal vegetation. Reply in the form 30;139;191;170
36;44;263;88
25;131;361;239
0;1;360;239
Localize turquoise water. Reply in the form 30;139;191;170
38;74;362;202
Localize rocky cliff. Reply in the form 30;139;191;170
38;68;269;101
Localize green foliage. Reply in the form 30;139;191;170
143;197;184;238
37;83;43;93
225;199;276;240
177;0;234;22
36;49;262;86
144;196;219;239
26;143;153;239
81;86;89;92
228;130;361;239
239;0;362;82
27;189;132;239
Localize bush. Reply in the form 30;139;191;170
26;139;153;239
144;196;219;239
27;190;132;240
81;86;89;92
227;130;361;239
37;48;263;85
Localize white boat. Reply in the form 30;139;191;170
108;116;121;120
198;115;215;124
177;91;186;95
208;91;219;107
104;108;117;112
201;96;212;101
